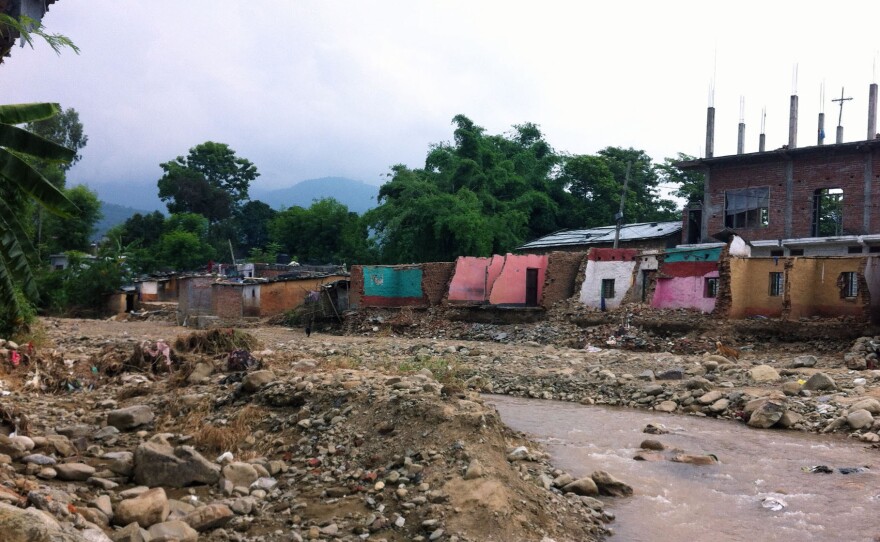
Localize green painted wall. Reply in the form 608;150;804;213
363;267;423;298
664;247;723;263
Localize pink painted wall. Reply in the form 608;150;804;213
651;270;719;313
448;255;505;302
488;254;548;305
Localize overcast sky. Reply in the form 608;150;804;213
4;1;880;206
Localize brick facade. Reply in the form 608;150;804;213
541;251;586;308
682;141;880;242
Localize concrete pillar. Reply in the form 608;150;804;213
737;123;745;154
836;125;844;144
817;112;825;145
759;133;766;152
788;95;798;148
868;83;878;140
705;107;715;158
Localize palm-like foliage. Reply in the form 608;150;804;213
0;102;75;331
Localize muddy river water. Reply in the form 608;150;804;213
488;395;880;542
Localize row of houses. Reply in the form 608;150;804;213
349;246;880;322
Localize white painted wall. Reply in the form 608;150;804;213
579;260;636;309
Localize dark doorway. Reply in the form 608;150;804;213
525;268;539;306
687;208;702;244
641;269;656;302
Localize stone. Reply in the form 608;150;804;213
95;495;113;518
845;352;868;370
656;368;684;380
55;462;96;481
241;370;275;393
591;470;633;497
107;405;154;431
708;398;730;413
561;477;598;496
803;373;836;391
748;365;780;383
655;400;677;413
45;435;76;457
846;409;874;430
640;439;664;450
8;435;34;451
80;529;113;542
221;462;259;488
21;453;56;465
781;381;802;396
748;400;785;429
637;370;655;381
114;487;170;528
464;459;483;480
777;410;804;429
0;435;27;459
133;435;220;487
147;520;198;542
552;473;573;488
182;503;233;532
789;355;818;368
507;446;530;461
850;398;880;415
698;390;723;405
0;502;90;542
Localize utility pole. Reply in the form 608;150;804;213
832;87;853;144
613;161;632;249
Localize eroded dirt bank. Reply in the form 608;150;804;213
0;310;878;542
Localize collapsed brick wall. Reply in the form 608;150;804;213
713;246;732;317
541;251;586;308
349;266;364;309
421;262;455;306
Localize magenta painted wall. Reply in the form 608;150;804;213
448;255;505;302
651;270;719;313
488;254;548;305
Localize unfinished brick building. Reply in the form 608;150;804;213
680;83;880;257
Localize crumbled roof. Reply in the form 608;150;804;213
518;221;682;250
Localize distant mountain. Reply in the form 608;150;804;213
96;182;166;213
93;202;151;241
252;177;380;214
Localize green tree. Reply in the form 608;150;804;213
236;200;275;254
657;153;704;204
596;146;680;223
558;154;619;228
26;107;87;170
0;103;76;334
118;211;166;249
156;230;214;271
270;198;372;264
42;184;102;253
366;115;567;263
157;142;259;224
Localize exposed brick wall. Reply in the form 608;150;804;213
422;262;455;306
541;251;586;308
212;284;243;320
704;146;880;241
349;266;364;309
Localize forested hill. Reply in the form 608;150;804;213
251;177;380;214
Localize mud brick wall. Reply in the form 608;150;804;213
178;276;214;317
541;251;586;308
712;246;732;317
212;284;243;320
349;266;364;309
421;262;455;306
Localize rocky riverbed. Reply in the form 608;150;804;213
0;314;878;541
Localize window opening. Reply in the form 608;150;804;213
769;272;784;297
601;279;615;299
840;272;858;298
725;187;769;228
704;277;718;298
812;188;843;237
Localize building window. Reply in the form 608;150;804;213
725;187;769;228
704;278;718;298
770;250;784;257
769;272;784;296
812;188;843;237
870;246;880;253
789;249;804;256
840;272;859;298
601;279;615;299
847;246;863;254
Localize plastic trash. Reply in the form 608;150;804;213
216;451;233;463
853;378;867;386
761;497;787;511
839;467;869;475
802;465;833;474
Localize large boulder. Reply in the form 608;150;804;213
133;435;220;488
591;470;633;497
0;502;90;542
107;405;155;431
803;372;836;391
221;462;259;488
241;370;275;393
846;409;874;430
182;503;234;531
748;400;786;429
561;477;599;496
850;398;880;415
148;520;199;542
748;365;780;383
55;462;97;482
114;487;170;528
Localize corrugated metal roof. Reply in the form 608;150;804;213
518;221;682;250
